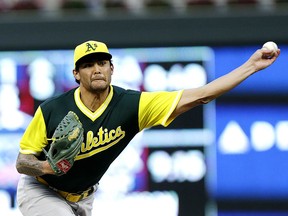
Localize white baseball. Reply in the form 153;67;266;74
262;41;278;52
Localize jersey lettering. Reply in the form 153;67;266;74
76;126;125;160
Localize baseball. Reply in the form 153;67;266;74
262;41;278;52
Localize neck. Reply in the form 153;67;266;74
79;86;110;112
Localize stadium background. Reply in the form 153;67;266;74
1;1;288;216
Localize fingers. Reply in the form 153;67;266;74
261;47;280;59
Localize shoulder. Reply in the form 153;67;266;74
141;90;182;98
39;88;77;117
112;85;141;96
40;88;76;107
111;85;142;109
140;90;183;106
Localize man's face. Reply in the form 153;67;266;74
74;59;113;93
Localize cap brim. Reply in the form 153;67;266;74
75;52;112;66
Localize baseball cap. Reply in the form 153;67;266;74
74;40;112;67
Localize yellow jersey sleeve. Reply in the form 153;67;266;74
139;90;183;131
19;107;48;155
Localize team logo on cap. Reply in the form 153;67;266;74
86;42;97;53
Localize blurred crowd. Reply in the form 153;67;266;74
0;0;285;13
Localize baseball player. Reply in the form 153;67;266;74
16;40;280;216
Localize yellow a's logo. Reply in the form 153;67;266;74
85;42;97;53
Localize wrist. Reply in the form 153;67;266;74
43;161;56;175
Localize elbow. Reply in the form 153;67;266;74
15;155;22;174
199;97;212;104
200;100;209;104
15;154;26;174
16;162;24;174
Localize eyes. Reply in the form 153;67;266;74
80;60;108;69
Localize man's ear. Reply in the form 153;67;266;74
73;70;80;81
110;64;114;75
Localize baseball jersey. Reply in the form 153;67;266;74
19;85;183;192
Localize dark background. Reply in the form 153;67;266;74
0;3;288;51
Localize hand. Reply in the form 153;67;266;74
247;47;280;73
43;160;57;175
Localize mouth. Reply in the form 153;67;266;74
91;76;105;81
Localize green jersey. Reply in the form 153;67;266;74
20;85;183;192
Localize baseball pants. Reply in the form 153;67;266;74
17;175;95;216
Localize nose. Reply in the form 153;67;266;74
92;63;101;74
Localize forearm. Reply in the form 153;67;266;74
199;62;255;102
16;153;54;176
176;62;254;113
171;47;280;120
174;49;274;116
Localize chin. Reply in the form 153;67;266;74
91;84;109;92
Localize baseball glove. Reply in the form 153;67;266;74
43;111;84;176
